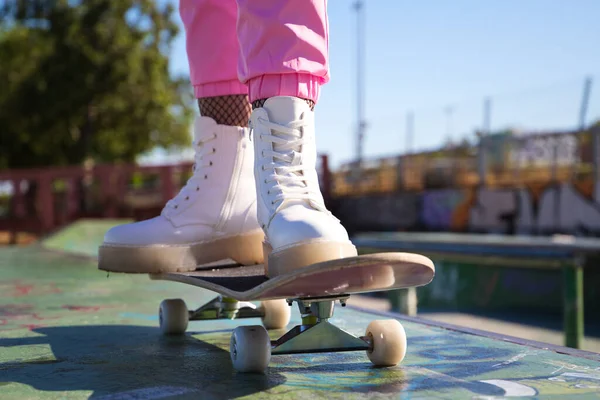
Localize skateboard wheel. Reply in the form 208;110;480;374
230;325;271;373
260;299;291;330
365;319;407;366
159;299;188;335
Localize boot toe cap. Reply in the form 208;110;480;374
103;216;219;247
103;217;189;246
103;218;160;246
267;207;351;250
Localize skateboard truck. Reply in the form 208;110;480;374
188;295;262;321
175;293;366;354
271;296;370;355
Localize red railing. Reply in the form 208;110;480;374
0;155;331;244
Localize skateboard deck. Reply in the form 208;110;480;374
150;252;434;301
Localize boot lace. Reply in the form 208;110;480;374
163;131;217;213
256;117;327;214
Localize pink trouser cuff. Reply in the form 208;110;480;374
247;73;323;104
193;79;248;98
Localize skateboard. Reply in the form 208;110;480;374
150;252;434;373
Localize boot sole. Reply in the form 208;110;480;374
264;240;358;277
98;230;264;273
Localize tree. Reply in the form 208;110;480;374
0;0;194;169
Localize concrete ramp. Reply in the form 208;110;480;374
42;219;131;258
1;244;599;399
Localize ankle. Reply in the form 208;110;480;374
198;95;251;127
252;97;315;111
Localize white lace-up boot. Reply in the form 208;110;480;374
250;96;357;277
98;117;263;273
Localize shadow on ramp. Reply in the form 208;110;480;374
0;325;286;398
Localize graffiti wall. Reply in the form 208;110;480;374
421;190;468;231
336;180;600;236
335;193;420;233
469;183;600;234
508;133;580;168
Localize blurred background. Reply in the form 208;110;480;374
1;0;599;351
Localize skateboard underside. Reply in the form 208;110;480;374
149;253;434;301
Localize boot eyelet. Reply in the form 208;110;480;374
204;175;208;179
196;187;200;191
185;196;189;200
174;205;179;209
212;148;216;153
209;161;213;166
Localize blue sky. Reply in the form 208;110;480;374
164;0;600;167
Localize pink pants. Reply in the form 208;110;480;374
179;0;329;103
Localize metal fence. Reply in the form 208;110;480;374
332;127;599;196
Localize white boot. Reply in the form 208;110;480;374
98;117;263;273
250;96;357;277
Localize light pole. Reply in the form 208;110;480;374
579;76;593;131
444;105;454;143
353;0;366;168
405;111;414;154
483;97;492;134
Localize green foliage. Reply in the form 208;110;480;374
0;0;194;169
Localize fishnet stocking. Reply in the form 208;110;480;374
252;98;315;111
197;95;251;127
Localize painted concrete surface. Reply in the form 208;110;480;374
346;296;600;353
2;245;600;399
41;219;132;258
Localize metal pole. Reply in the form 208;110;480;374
478;133;486;186
593;125;600;184
477;97;491;186
483;97;492;134
405;112;414;154
444;106;454;140
578;76;593;131
551;136;558;182
353;0;366;167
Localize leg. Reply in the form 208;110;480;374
181;0;252;126
563;259;584;348
236;0;328;106
236;0;357;277
390;288;418;316
98;0;263;273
